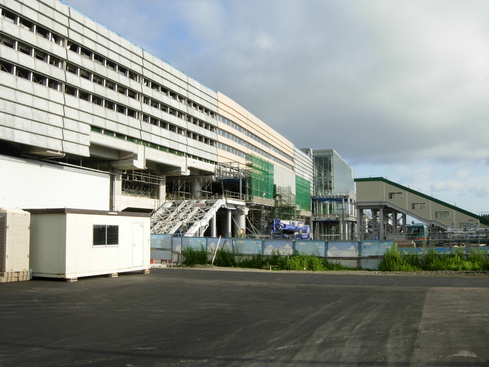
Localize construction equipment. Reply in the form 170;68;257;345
270;218;312;240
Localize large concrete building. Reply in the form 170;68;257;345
1;0;351;239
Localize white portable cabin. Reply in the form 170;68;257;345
0;208;31;283
28;209;150;281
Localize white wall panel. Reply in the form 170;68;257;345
0;155;110;210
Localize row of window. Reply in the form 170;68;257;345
0;33;63;68
0;59;217;148
1;60;61;90
67;41;217;118
1;5;218;121
217;115;293;162
389;192;452;219
91;126;216;165
142;95;215;132
0;29;217;136
217;129;293;170
1;8;64;45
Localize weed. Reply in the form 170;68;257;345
182;245;208;266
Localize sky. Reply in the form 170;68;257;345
61;0;489;215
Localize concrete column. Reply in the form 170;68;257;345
357;208;363;240
225;209;232;237
159;176;166;202
234;207;246;237
191;179;201;198
379;207;385;240
211;213;216;238
392;210;398;235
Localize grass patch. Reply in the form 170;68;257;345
379;243;489;271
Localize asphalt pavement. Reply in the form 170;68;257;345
1;268;488;367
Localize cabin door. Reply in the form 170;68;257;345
132;223;144;267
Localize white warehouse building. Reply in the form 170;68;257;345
0;0;355;241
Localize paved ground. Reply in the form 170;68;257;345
1;268;489;367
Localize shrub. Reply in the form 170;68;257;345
182;245;208;266
213;248;236;267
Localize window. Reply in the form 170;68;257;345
68;42;79;53
34;49;47;61
16;66;29;79
35;25;49;39
19;18;33;31
435;211;450;219
92;95;103;106
116;104;126;114
49;55;62;68
105;100;115;110
107;60;116;71
127;108;137;118
79;91;90;101
80;47;92;59
412;203;427;210
93;74;104;85
93;225;119;246
105;80;115;90
127;89;138;100
32;72;46;85
80;68;90;80
47;79;60;90
66;63;77;74
17;41;31;55
0;33;15;48
0;60;14;74
2;9;17;23
388;192;403;200
118;65;127;76
65;85;77;97
93;53;104;65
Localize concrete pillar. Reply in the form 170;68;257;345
392;210;398;235
211;213;216;238
225;209;232;237
234;207;246;237
402;214;407;236
357;208;363;240
191;179;201;198
159;176;166;202
379;207;385;240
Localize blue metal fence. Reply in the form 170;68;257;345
150;235;486;268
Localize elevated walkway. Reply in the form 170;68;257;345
355;177;489;233
151;199;225;237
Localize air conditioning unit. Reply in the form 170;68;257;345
0;208;30;283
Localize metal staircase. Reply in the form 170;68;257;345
151;199;224;236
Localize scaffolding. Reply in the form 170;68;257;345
295;175;311;212
246;155;274;200
121;170;162;198
274;186;296;220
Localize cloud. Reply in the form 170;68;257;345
61;0;489;213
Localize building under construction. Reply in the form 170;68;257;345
0;0;355;241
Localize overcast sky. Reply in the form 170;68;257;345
62;0;489;215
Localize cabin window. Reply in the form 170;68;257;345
93;225;119;246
